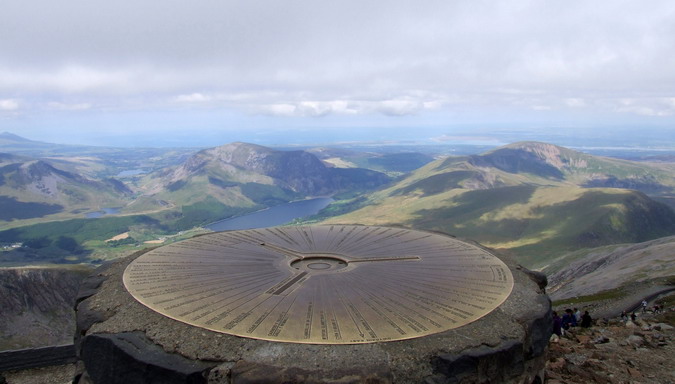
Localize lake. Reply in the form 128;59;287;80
116;169;147;177
206;197;333;231
86;208;121;218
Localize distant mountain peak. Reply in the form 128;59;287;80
496;141;577;159
0;132;33;142
148;141;390;199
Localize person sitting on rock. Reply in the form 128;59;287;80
562;308;577;329
581;311;592;328
552;311;562;336
621;311;628;322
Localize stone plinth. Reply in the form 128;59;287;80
74;246;551;384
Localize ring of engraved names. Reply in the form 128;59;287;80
123;225;514;344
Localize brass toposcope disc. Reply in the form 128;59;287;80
123;225;514;344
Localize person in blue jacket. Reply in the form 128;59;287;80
561;308;577;330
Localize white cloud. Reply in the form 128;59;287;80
0;99;19;111
261;104;297;117
615;97;675;117
377;100;422;116
0;0;674;124
174;93;212;103
564;98;586;108
46;101;91;110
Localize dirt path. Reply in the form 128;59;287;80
592;286;675;319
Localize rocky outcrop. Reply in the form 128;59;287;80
0;266;93;350
546;314;675;383
547;236;675;301
74;246;551;383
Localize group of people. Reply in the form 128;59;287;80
620;310;637;323
552;307;592;336
641;299;663;314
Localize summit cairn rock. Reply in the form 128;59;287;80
74;229;551;384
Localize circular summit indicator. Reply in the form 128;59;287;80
123;225;514;344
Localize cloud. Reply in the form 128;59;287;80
256;99;438;117
0;0;673;124
0;99;19;111
46;101;91;111
174;93;212;103
615;98;675;117
564;98;586;108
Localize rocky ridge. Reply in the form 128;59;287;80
0;266;93;350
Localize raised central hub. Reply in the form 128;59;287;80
291;256;347;272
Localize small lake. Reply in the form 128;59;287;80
207;197;333;231
86;208;121;218
116;169;147;177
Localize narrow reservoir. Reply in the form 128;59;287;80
85;208;121;218
206;197;333;231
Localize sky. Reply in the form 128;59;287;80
1;0;675;147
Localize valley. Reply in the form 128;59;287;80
1;132;675;341
320;142;675;268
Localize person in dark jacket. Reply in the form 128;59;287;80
580;311;592;328
552;311;562;336
561;308;577;329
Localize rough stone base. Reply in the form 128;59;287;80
74;250;551;383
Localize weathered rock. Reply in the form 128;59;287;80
231;360;392;384
74;248;551;383
80;332;215;384
431;340;525;383
73;262;117;356
626;335;645;348
547;357;566;371
518;266;548;292
0;266;93;349
652;323;674;331
627;367;642;378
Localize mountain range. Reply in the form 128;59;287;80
0;138;391;226
0;153;132;224
2;135;675;276
322;141;675;267
130;142;390;212
0;137;394;264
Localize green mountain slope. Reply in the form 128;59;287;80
307;147;435;174
0;153;132;226
131;142;390;213
322;142;675;267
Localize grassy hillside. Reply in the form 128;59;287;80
320;142;675;268
132;142;390;213
0;196;252;265
0;154;133;228
306;147;435;175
